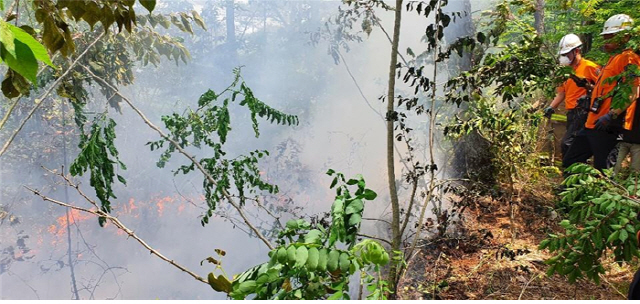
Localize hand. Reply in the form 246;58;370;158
544;106;554;118
594;112;613;130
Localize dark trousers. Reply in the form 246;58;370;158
561;109;585;157
562;128;618;170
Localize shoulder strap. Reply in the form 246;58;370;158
569;74;589;88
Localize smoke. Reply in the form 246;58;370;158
0;0;492;299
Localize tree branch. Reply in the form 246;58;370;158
80;65;274;250
24;185;209;285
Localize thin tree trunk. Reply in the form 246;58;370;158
534;0;545;36
385;0;403;298
62;99;79;300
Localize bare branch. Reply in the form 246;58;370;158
24;186;209;286
80;64;274;250
43;166;100;210
361;217;392;226
7;270;40;300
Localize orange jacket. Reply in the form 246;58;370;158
557;59;600;110
585;49;640;129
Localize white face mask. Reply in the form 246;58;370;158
559;55;572;66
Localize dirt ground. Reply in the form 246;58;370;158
397;190;636;300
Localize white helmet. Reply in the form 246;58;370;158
558;34;582;55
601;14;634;35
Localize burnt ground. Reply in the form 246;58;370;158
396;191;637;300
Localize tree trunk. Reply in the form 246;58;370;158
385;0;403;298
534;0;545;36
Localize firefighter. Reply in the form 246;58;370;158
562;14;640;171
544;34;601;158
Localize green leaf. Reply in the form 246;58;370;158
328;291;343;300
286;245;297;265
607;230;620;243
348;214;362;226
276;247;287;264
2;39;37;83
236;280;257;294
327;250;339;272
286;219;299;230
339;252;350;273
620;229;629;242
295;246;309;267
139;0;156;12
8;21;54;67
317;248;328;271
306;247;319;270
303;229;322;244
363;189;377;200
345;199;364;214
0;21;15;57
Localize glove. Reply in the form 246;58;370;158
594;112;613;130
544;106;555;118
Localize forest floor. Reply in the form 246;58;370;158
397;185;636;300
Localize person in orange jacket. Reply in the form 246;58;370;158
563;14;640;171
544;34;601;158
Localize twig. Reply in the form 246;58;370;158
42;166;99;209
335;49;411;173
399;248;421;282
6;270;40;300
3;0;18;19
0;32;105;157
357;233;393;246
337;50;383;119
81;65;274;250
250;197;283;229
518;273;539;300
0;98;21;131
71;219;125;300
24;186;210;285
602;275;627;299
362;217;392;226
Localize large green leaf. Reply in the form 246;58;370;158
0;20;54;83
139;0;156;12
0;21;15;57
2;40;38;83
